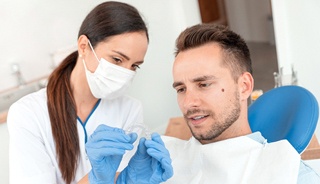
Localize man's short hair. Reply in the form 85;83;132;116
175;23;252;81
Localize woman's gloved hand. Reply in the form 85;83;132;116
117;133;173;184
85;124;137;184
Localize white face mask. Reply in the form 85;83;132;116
82;40;136;99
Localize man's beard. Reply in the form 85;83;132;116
186;91;241;142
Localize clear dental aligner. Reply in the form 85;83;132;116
125;123;152;140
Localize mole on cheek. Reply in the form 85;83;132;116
221;88;225;92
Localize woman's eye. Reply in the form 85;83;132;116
132;64;141;70
113;57;122;63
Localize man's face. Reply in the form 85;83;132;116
172;43;241;144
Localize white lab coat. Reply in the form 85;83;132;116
7;88;143;184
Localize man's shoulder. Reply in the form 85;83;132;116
298;161;320;183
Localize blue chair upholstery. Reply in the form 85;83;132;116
248;85;319;153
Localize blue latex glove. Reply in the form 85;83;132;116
116;133;173;184
85;124;137;184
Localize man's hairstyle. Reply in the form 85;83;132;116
175;23;252;81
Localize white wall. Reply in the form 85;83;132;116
0;0;201;132
0;123;9;184
0;0;101;90
271;0;320;140
272;0;320;174
224;0;272;42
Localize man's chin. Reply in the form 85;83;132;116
193;132;212;141
192;130;222;143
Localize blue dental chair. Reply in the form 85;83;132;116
248;85;319;153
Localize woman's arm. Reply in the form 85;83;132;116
7;100;58;183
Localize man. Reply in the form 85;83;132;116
163;23;320;183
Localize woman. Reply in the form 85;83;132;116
7;1;160;183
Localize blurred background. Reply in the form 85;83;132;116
1;0;320;183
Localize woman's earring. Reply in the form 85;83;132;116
79;54;82;57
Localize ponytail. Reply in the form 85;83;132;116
47;51;79;184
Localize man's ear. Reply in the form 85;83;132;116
77;35;89;57
238;72;254;101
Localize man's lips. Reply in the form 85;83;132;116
188;115;209;125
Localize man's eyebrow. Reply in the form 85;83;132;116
172;75;216;88
172;81;183;88
192;75;216;82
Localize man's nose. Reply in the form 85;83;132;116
183;89;201;109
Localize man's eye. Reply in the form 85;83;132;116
199;83;211;88
176;87;185;93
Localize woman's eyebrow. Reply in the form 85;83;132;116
111;50;144;64
111;50;130;60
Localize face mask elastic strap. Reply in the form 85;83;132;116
82;59;88;71
88;39;100;62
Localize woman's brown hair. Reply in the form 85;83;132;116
46;2;148;183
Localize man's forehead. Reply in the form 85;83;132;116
173;59;222;77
